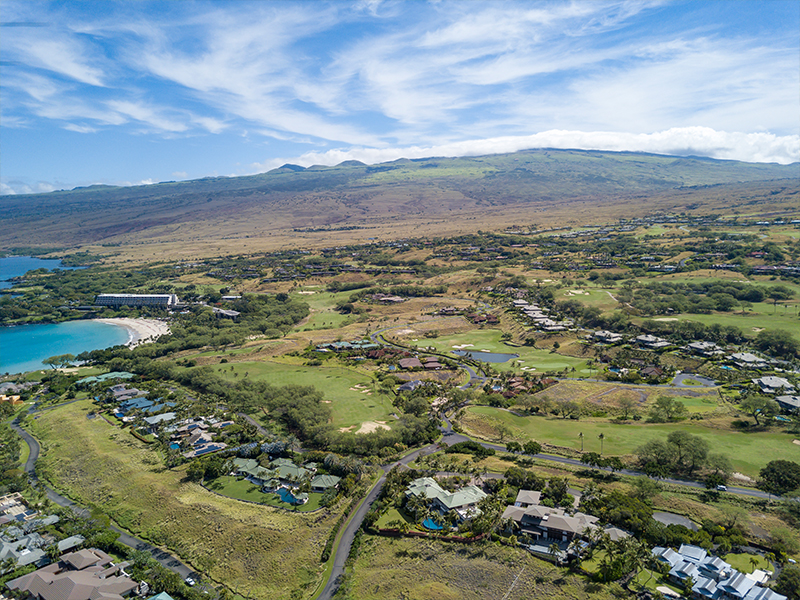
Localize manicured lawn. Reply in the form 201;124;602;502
211;360;396;426
207;476;323;512
292;290;356;331
666;304;800;342
414;329;592;375
460;405;796;478
630;568;680;595
375;507;413;529
723;552;771;574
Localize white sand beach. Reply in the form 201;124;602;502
94;318;171;348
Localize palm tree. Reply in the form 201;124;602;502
598;432;605;455
749;555;759;573
548;542;563;566
579;432;584;452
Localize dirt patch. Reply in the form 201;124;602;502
356;421;391;434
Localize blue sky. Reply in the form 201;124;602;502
1;0;798;195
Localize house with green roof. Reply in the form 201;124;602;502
310;474;341;493
405;477;488;520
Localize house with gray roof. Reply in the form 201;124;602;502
752;376;795;395
775;395;800;411
718;571;757;599
6;547;137;600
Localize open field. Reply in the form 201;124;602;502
294;289;356;331
27;399;340;599
459;405;797;478
344;535;622;600
532;380;721;409
209;360;396;426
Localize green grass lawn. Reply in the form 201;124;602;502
375;507;413;529
210;360;396;426
665;303;800;342
461;405;795;478
414;329;592;375
207;475;323;511
292;289;356;331
629;568;680;595
723;552;772;574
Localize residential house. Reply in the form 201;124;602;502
398;357;423;370
641;366;664;379
405;477;487;520
730;353;768;369
635;334;671;349
651;545;784;600
752;376;795;394
775;395;800;411
513;490;541;508
687;341;724;357
502;504;599;544
6;548;137;600
310;474;341;493
594;330;624;344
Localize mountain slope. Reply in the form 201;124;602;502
1;149;797;251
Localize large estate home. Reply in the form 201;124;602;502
7;548;141;600
653;544;786;600
501;489;601;544
405;477;488;520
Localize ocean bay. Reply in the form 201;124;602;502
0;320;129;375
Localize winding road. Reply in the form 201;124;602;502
9;416;199;582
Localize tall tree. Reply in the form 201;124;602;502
759;460;800;497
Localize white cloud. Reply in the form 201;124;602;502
106;100;188;133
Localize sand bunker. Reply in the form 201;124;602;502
338;425;355;433
452;344;474;349
297;291;316;295
396;329;416;335
356;421;391;434
793;440;800;446
654;318;679;322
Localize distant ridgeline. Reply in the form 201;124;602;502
1;149;797;250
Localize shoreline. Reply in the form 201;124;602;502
93;318;171;348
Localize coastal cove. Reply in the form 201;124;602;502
0;255;84;290
0;321;130;375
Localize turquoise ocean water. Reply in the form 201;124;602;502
0;256;83;289
0;321;129;375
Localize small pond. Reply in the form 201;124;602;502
452;350;519;363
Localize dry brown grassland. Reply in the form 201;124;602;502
28;399;341;599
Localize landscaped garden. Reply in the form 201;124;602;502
206;475;323;511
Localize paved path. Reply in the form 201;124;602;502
316;443;436;600
9;417;198;581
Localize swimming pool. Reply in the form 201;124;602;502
422;518;443;530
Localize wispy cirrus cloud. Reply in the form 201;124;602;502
0;0;797;194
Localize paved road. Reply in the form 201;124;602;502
10;417;198;581
316;443;437;600
437;415;769;499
